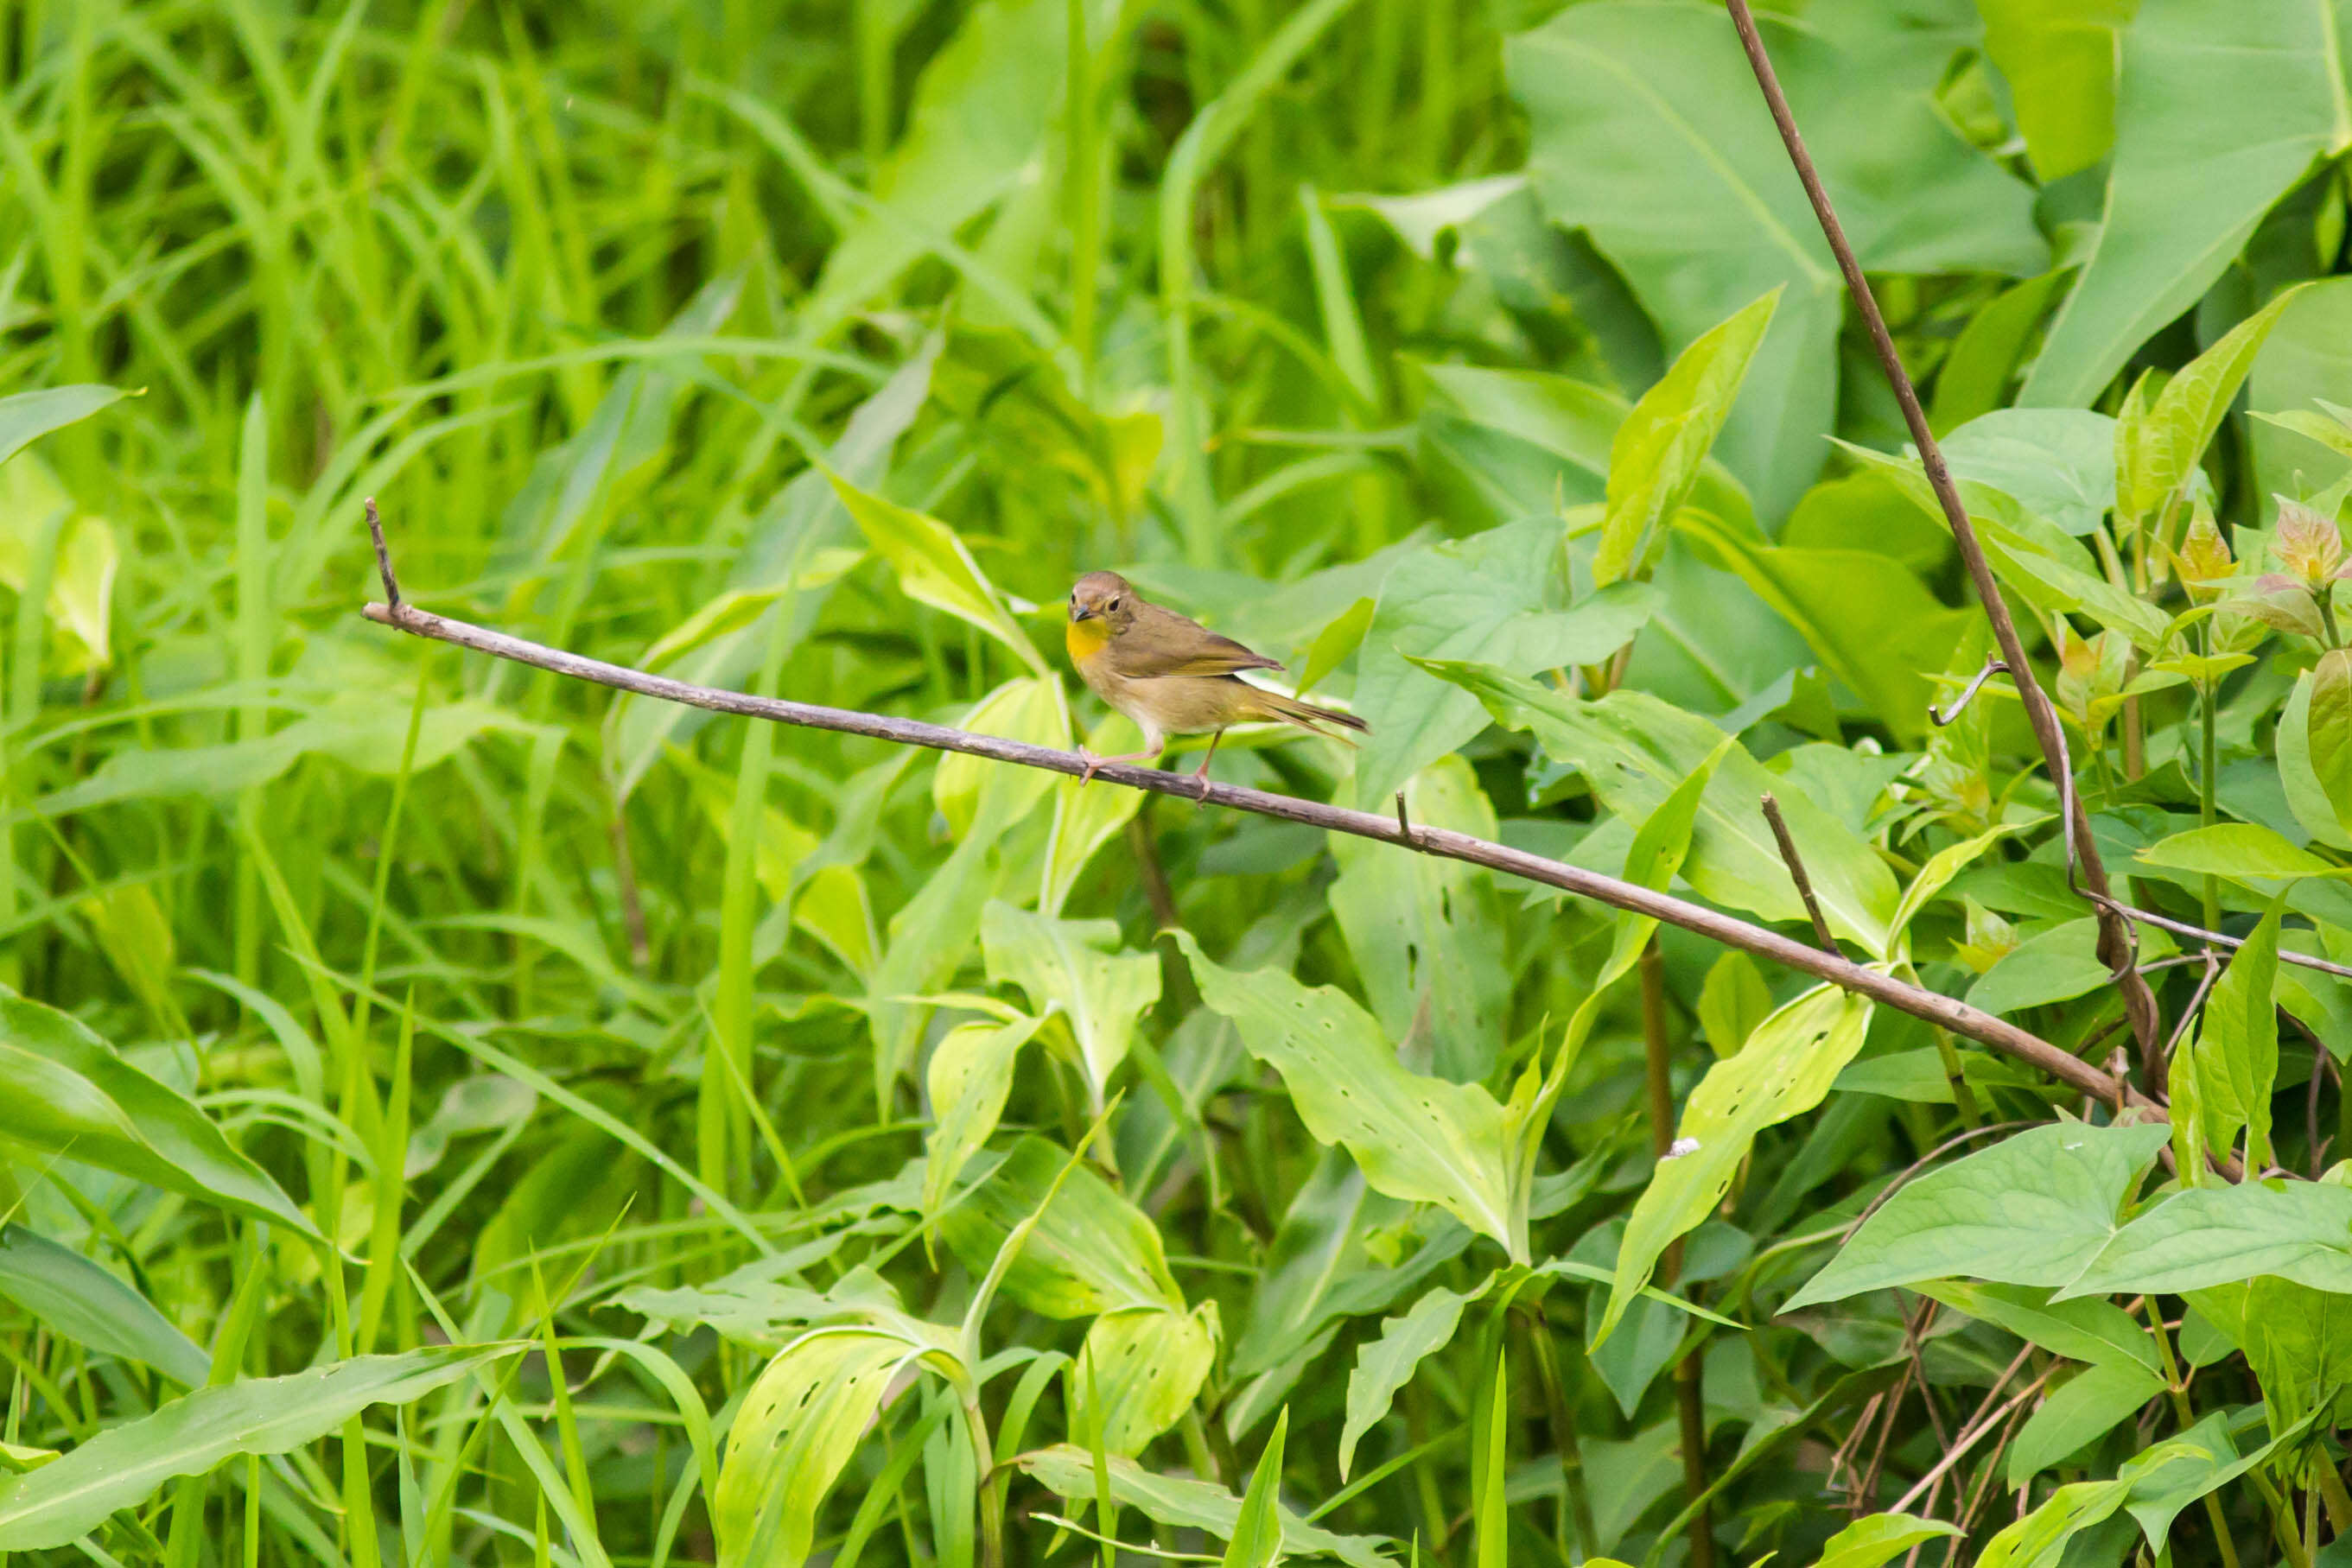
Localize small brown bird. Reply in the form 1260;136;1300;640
1064;570;1368;794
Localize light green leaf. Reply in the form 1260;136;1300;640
1039;714;1148;916
2279;666;2352;851
1176;933;1517;1260
1071;1305;1218;1457
2006;1360;2168;1486
2023;0;2347;409
2139;823;2336;881
1426;661;1898;953
1222;1406;1287;1568
0;386;124;470
716;1330;931;1568
1330;756;1508;1082
832;475;1046;676
1696;949;1774;1058
1940;408;2117;536
1809;1512;1961;1568
2310;649;2352;842
940;1137;1184;1318
2063;1179;2352;1298
0;987;315;1236
1013;1446;1388;1568
1976;0;2137;181
2115;285;2310;521
0;1344;514;1551
922;1012;1047;1217
1338;1278;1491;1482
2185;896;2284;1169
1966;917;2113;1015
981;903;1159;1108
1974;1478;2129;1568
1595;290;1777;585
1599;983;1872;1343
1916;1281;2158;1372
1885;822;2025;956
0;1225;209;1387
2250;276;2352;501
1786;1123;2170;1308
1353;517;1657;805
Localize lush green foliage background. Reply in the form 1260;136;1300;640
6;0;2352;1565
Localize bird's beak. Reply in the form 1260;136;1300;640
1070;606;1098;622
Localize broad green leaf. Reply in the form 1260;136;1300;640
1012;1446;1387;1568
0;987;314;1236
2006;1360;2168;1485
2115;286;2309;521
1940;408;2117;536
716;1330;929;1568
1039;714;1148;916
832;475;1046;676
2139;823;2336;881
923;1012;1047;1216
1928;270;2071;434
1595;290;1777;585
941;1137;1184;1317
1599;983;1872;1343
1974;1478;2130;1568
0;1344;514;1550
1809;1512;1961;1568
1222;1406;1287;1568
0;386;124;470
1427;661;1898;953
2183;896;2284;1168
1916;1281;2158;1372
2310;649;2352;841
982;903;1158;1106
1976;0;2137;181
1696;949;1773;1058
2022;1;2349;409
1786;1124;2170;1307
1071;1306;1218;1457
1176;933;1517;1259
0;1225;209;1387
1832;1049;2056;1106
1510;0;2042;514
2279;667;2352;850
1353;517;1657;804
2063;1180;2352;1297
2186;1276;2352;1437
2112;1410;2304;1547
1338;1278;1491;1482
2251;276;2352;501
1966;917;2112;1015
1330;756;1508;1082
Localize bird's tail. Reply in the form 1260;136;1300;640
1246;687;1370;740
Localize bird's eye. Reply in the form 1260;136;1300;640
1107;596;1122;612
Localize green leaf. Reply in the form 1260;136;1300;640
0;386;125;471
1940;409;2117;536
2062;1180;2352;1297
943;1137;1184;1322
2250;277;2352;501
1974;1479;2130;1568
1599;983;1872;1343
2006;1360;2168;1486
1337;1278;1491;1482
1353;517;1657;804
2279;666;2352;851
1071;1306;1218;1458
716;1330;934;1568
1595;290;1777;586
2115;286;2311;520
1966;917;2113;1015
1426;662;1897;953
1330;756;1509;1082
2188;1276;2352;1438
1510;0;2043;513
1676;516;1973;740
1808;1512;1961;1568
831;475;1046;676
0;987;315;1237
0;1344;514;1551
2184;895;2284;1169
2022;0;2348;409
1785;1123;2170;1308
1976;0;2136;181
922;1012;1047;1217
1221;1406;1287;1568
2310;649;2352;842
1916;1281;2158;1372
982;903;1159;1107
1696;949;1774;1058
1012;1446;1388;1568
1175;933;1517;1259
2139;823;2336;881
0;1225;209;1387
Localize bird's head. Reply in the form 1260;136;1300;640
1068;571;1138;642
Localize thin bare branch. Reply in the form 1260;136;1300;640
1761;793;1837;952
1930;658;2010;727
358;511;2138;1111
1718;0;2165;1076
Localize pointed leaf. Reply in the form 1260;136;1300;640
982;904;1159;1104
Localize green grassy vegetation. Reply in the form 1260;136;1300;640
6;1;2352;1565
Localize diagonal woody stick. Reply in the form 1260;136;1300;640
358;501;2141;1113
1718;0;2167;1085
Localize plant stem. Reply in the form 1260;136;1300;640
1517;1301;1599;1562
967;1395;1005;1568
2146;1303;2243;1568
1641;939;1713;1568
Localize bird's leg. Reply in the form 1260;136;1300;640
1076;747;1156;785
1191;730;1224;800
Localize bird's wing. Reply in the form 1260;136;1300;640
1109;604;1285;678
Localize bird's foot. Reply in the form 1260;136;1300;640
1076;747;1152;785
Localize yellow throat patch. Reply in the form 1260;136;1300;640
1065;616;1111;663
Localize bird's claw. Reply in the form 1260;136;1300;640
1076;747;1102;786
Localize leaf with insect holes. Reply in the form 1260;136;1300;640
1599;983;1872;1344
981;902;1159;1108
1070;1305;1218;1457
1810;1513;1962;1568
922;1011;1047;1218
940;1137;1185;1319
1176;932;1518;1260
1013;1447;1388;1568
